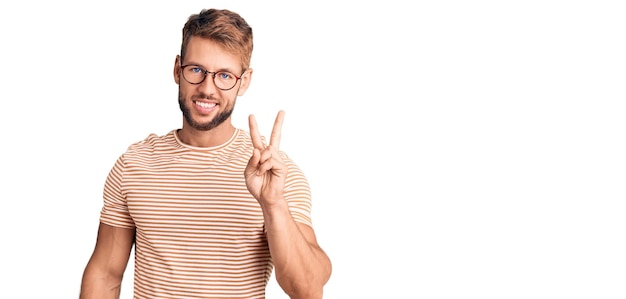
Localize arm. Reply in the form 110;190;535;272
246;111;332;299
263;201;332;299
80;223;135;299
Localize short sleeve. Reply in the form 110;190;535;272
99;155;135;229
281;152;313;228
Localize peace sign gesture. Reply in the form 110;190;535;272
245;110;287;205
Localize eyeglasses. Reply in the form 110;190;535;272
180;64;244;90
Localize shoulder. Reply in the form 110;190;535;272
123;130;178;158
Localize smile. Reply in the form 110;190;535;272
195;101;217;109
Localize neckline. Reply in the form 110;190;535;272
172;128;240;151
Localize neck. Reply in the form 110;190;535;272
177;122;236;147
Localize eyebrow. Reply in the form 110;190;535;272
183;62;239;74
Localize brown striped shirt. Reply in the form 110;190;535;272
100;128;313;299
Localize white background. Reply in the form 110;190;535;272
1;0;625;298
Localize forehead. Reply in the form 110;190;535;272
184;36;242;71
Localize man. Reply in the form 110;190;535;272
80;8;332;299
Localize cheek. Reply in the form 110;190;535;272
178;87;193;104
179;85;196;98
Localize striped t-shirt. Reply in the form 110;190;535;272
100;128;313;299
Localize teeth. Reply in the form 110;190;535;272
196;102;216;108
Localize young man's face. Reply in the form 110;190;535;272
174;36;251;131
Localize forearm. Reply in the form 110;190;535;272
262;200;332;298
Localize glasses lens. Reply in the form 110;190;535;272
182;66;205;84
214;72;237;90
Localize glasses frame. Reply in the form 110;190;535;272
180;64;245;91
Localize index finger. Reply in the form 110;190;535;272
269;110;285;149
248;114;265;150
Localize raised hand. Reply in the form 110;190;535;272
245;110;287;206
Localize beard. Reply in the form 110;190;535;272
178;90;235;131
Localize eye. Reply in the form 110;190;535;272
190;67;204;74
217;72;234;80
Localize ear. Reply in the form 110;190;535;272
237;68;253;96
173;55;181;85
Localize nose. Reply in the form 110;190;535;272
197;72;219;94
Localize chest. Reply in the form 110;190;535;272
123;155;264;235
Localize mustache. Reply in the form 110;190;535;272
191;93;217;101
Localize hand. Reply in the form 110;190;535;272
245;110;287;206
